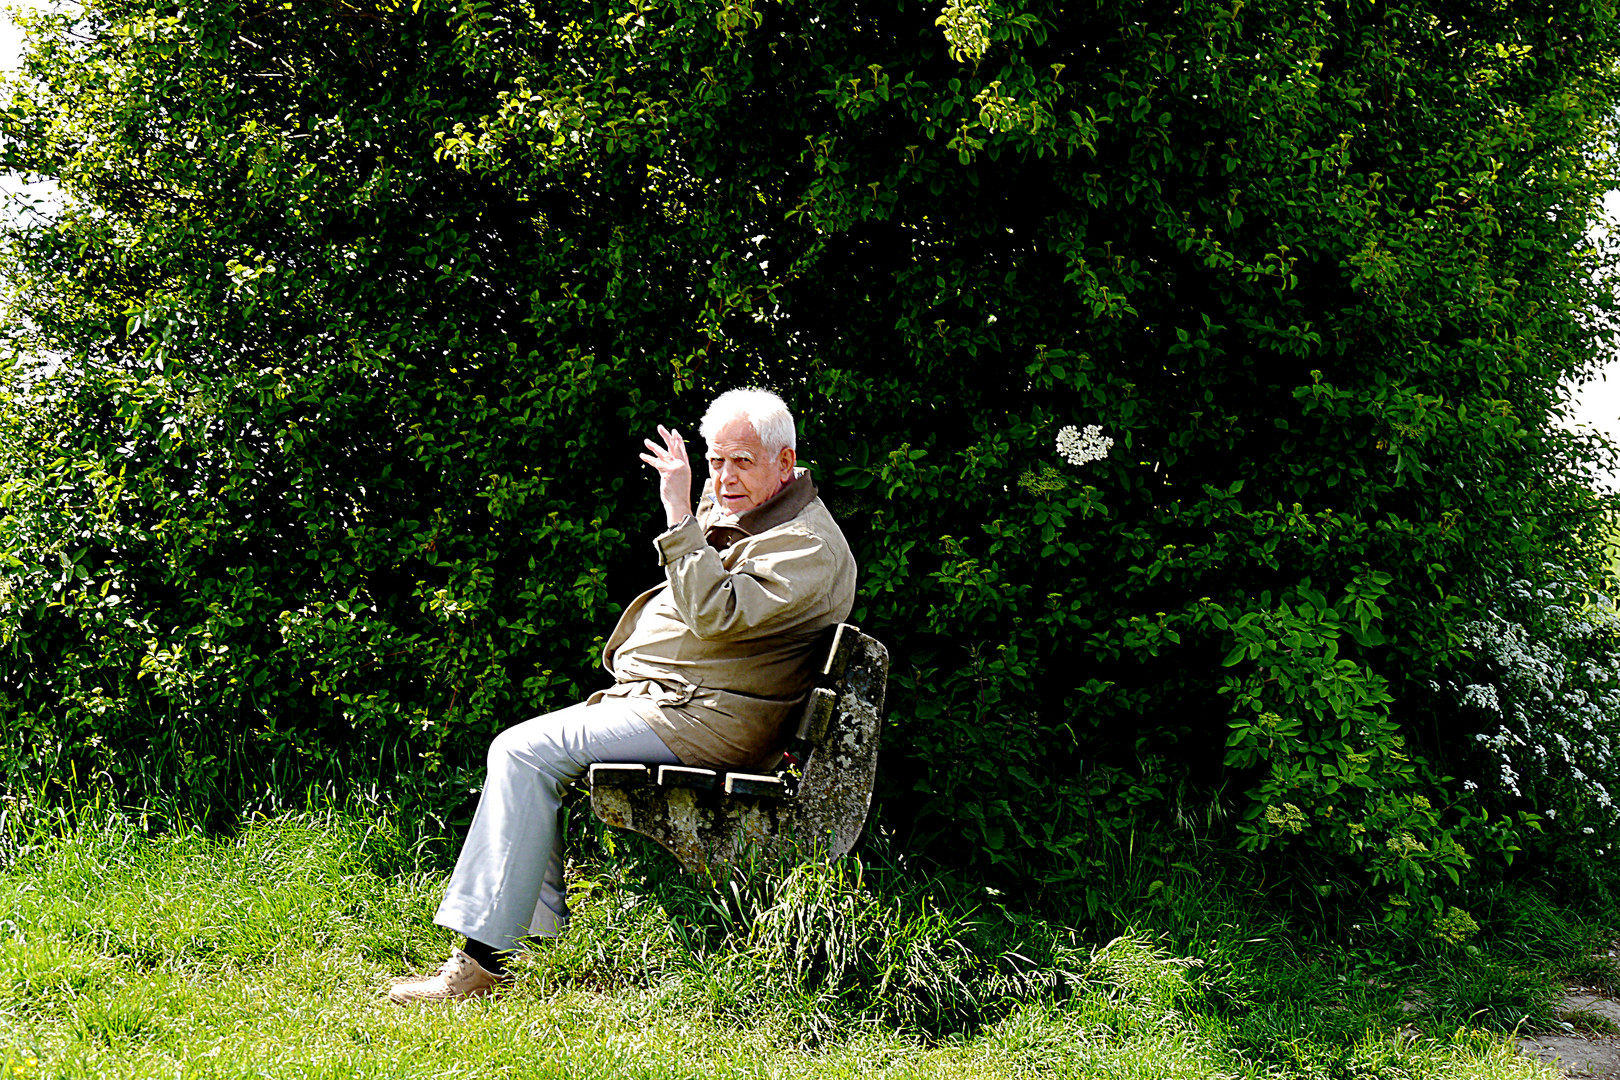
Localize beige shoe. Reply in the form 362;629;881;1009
387;948;505;1004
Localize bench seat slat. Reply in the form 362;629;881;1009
657;765;720;791
723;772;788;797
588;763;651;788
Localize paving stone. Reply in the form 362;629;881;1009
1564;995;1620;1029
1520;986;1620;1078
1518;1034;1620;1078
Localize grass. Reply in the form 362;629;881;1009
0;800;1599;1080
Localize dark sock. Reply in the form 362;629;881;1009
462;937;508;975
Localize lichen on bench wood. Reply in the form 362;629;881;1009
588;623;888;873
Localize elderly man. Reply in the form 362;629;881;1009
388;387;856;1002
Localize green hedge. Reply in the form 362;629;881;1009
2;0;1619;915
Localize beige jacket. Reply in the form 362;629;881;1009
591;469;857;770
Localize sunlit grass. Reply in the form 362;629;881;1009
0;808;1571;1079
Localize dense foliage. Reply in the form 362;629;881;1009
2;0;1619;916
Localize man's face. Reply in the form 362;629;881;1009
706;417;796;515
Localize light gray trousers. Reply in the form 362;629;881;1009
433;698;679;951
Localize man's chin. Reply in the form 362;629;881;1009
718;495;754;514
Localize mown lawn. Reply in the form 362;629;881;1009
0;808;1585;1079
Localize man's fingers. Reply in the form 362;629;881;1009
645;426;692;470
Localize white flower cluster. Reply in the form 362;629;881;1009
1451;574;1620;836
1459;683;1500;714
1056;424;1114;467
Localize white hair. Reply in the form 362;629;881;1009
699;387;796;453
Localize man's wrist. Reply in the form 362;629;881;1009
654;513;706;566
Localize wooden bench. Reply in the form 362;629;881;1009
587;623;889;873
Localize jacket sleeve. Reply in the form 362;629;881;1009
652;516;837;643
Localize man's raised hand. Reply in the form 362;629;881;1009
639;424;694;529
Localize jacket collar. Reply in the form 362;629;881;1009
700;468;817;548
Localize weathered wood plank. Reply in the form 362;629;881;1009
723;773;788;797
658;765;720;791
588;763;650;788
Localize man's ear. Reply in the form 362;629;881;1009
778;446;797;479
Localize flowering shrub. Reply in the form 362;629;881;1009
1445;575;1620;887
1055;425;1114;467
1431;907;1480;946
